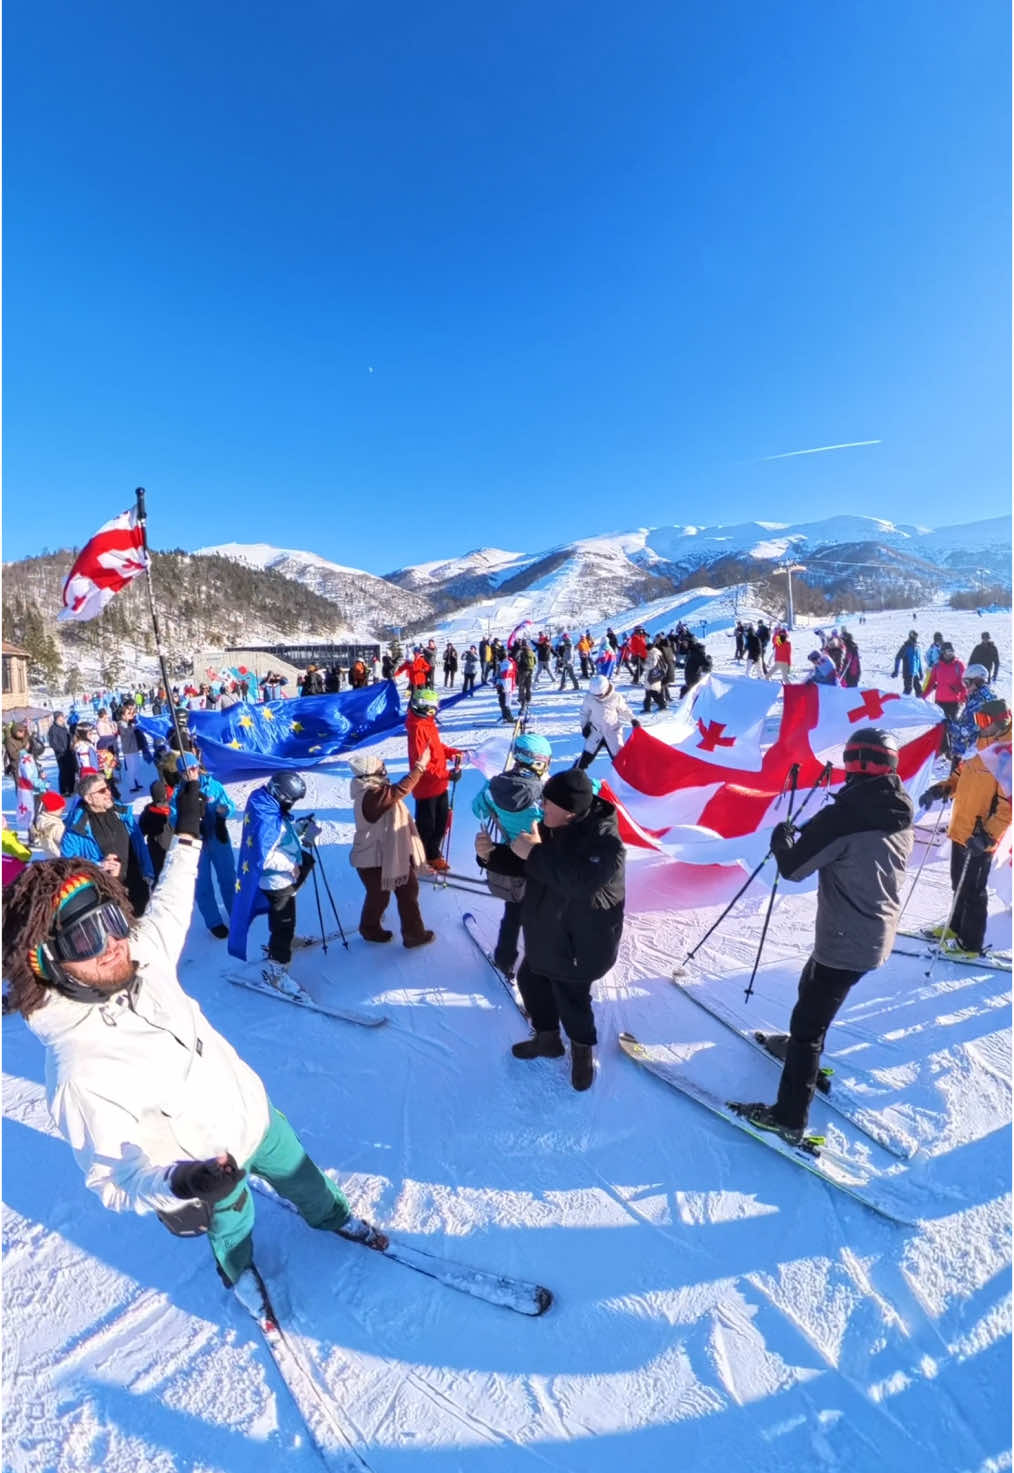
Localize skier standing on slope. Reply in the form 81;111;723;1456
227;772;321;994
405;688;462;873
967;632;1000;683
461;645;479;696
475;768;624;1092
918;696;1011;959
577;675;637;770
732;728;914;1145
891;631;925;696
471;732;552;977
1;788;387;1297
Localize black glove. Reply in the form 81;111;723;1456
169;1153;244;1203
215;815;230;845
919;783;946;810
965;825;996;857
631;718;641;729
448;767;462;783
175;779;203;839
770;820;795;853
581;723;592;739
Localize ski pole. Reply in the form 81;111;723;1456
674;763;803;976
924;842;974;981
308;853;328;955
743;763;803;1003
441;755;462;874
896;804;946;928
309;838;350;949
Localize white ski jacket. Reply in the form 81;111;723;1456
27;838;270;1216
579;688;634;757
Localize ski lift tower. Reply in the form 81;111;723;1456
783;563;806;631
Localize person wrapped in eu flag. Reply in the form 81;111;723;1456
227;773;320;996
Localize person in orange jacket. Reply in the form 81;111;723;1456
404;688;463;872
919;696;1011;958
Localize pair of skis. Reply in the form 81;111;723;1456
893;928;1011;972
235;1208;552;1473
462;911;528;1017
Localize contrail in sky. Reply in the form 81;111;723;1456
761;439;882;461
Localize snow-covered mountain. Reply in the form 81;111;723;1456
194;541;431;632
201;515;1010;642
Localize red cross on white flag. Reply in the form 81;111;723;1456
805;685;943;764
59;508;149;622
664;673;778;771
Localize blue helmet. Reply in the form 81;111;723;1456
267;772;307;808
513;732;552;774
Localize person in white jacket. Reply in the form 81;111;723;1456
577;675;638;770
1;775;387;1294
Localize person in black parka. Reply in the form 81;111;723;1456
476;768;625;1092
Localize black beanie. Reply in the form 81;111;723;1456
543;769;594;817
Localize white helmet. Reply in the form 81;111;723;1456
589;675;612;697
963;663;989;685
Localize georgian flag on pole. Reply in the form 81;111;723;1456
59;508;149;621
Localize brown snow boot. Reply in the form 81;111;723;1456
570;1042;595;1091
511;1029;566;1060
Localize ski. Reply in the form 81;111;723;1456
252;1181;552;1315
428;878;495;899
669;978;918;1159
290;929;353;952
617;1031;919;1225
225;972;387;1027
462;911;528;1017
894;930;1011;972
233;1266;373;1472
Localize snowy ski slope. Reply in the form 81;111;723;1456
2;607;1011;1472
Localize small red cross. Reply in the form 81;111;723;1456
697;718;737;751
847;690;900;723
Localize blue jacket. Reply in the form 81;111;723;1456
892;640;924;679
949;683;999;762
60;798;154;881
472;768;544;841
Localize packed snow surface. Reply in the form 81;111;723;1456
3;607;1011;1472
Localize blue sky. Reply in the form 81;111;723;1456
3;0;1009;573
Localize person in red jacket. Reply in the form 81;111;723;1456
628;629;648;684
405;689;462;872
394;648;432;690
922;642;966;722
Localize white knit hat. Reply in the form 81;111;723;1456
347;752;385;778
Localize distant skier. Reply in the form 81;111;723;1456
891;631;924;696
838;632;861;688
804;650;838;686
577;676;636;769
471;732;553;977
967;632;1000;683
1;798;387;1299
495;655;517;722
461;645;479;696
732;728;914;1144
922;642;965;727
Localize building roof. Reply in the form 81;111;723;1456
2;641;30;657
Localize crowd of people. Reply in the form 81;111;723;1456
1;604;1010;1306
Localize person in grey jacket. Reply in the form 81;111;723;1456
732;727;914;1144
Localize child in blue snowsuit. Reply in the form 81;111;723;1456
471;733;552;977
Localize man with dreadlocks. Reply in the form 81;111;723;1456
1;772;388;1310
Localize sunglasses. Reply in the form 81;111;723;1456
51;901;131;963
973;709;1005;730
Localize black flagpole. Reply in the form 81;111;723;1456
134;487;190;761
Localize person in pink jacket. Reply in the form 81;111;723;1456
923;642;966;722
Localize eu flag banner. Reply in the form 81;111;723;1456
138;683;402;782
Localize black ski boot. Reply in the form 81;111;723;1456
570;1042;595;1091
512;1030;565;1060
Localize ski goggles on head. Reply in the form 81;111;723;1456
974;707;1008;731
50;901;131;964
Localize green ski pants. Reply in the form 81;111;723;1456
208;1105;351;1283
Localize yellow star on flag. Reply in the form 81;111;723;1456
291;721;303;733
309;744;322;753
242;861;250;873
228;739;242;749
238;715;254;729
235;879;243;892
246;836;254;848
261;709;274;721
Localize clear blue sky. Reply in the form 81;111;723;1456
3;0;1009;573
